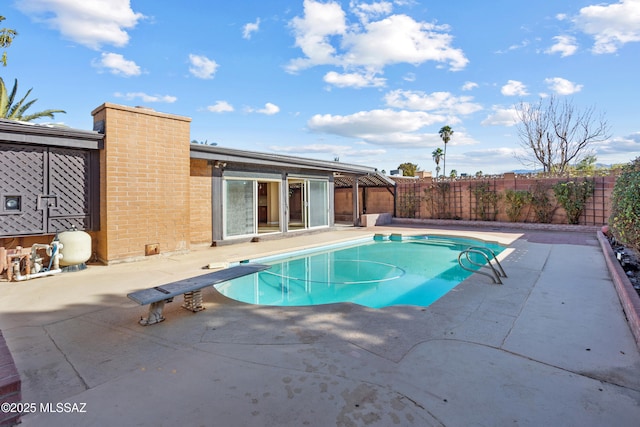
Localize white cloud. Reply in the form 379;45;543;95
188;54;219;79
342;15;468;71
501;80;529;96
287;0;468;74
545;35;578;57
350;1;393;23
481;106;519;126
573;0;640;54
323;71;386;88
93;52;141;76
17;0;144;49
287;0;347;71
461;81;478;91
545;77;583;95
243;18;260;39
595;132;640;155
114;92;177;103
496;39;530;54
307;109;448;147
403;72;416;82
207;101;234;113
246;103;280;115
384;90;482;117
464;146;525;160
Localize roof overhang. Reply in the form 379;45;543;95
0;118;104;150
190;144;395;188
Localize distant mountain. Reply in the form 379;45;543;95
510;169;541;174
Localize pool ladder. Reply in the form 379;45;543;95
458;247;507;284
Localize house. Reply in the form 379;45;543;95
1;104;394;264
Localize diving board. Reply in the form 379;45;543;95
127;263;270;325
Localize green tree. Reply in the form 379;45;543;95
431;148;444;178
0;78;66;122
397;162;418;177
574;154;597;174
449;169;458;178
0;16;18;67
438;125;454;177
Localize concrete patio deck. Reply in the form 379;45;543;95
1;225;639;426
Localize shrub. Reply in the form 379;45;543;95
398;186;419;218
530;182;555;223
504;190;532;222
610;157;640;252
552;179;595;224
423;182;452;219
471;181;500;221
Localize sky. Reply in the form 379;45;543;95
2;0;640;175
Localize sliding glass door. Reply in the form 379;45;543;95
224;179;255;238
308;180;328;228
224;177;282;238
287;178;329;230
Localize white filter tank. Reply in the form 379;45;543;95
57;228;92;266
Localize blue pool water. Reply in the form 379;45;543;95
215;235;504;309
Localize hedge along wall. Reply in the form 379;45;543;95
335;172;617;226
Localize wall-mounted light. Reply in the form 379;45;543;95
4;195;21;212
213;160;227;169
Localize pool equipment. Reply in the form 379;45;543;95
57;226;92;270
5;239;63;281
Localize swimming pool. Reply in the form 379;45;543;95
215;235;504;308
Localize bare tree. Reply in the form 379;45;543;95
515;96;610;173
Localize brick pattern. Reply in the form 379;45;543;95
189;159;212;244
92;104;192;262
336;174;617;226
0;331;21;427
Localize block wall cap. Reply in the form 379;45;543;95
91;102;192;122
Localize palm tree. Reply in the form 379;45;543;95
432;147;444;178
0;78;66;122
1;16;18;66
438;125;454;177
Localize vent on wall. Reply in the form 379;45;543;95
145;243;159;256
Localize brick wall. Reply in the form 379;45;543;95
335;187;395;222
336;173;617;226
91;104;192;263
190;159;212;245
0;331;20;427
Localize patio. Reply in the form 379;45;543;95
1;225;639;426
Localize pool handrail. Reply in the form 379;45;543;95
457;247;506;285
466;246;507;278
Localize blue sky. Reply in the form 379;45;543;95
3;0;640;175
